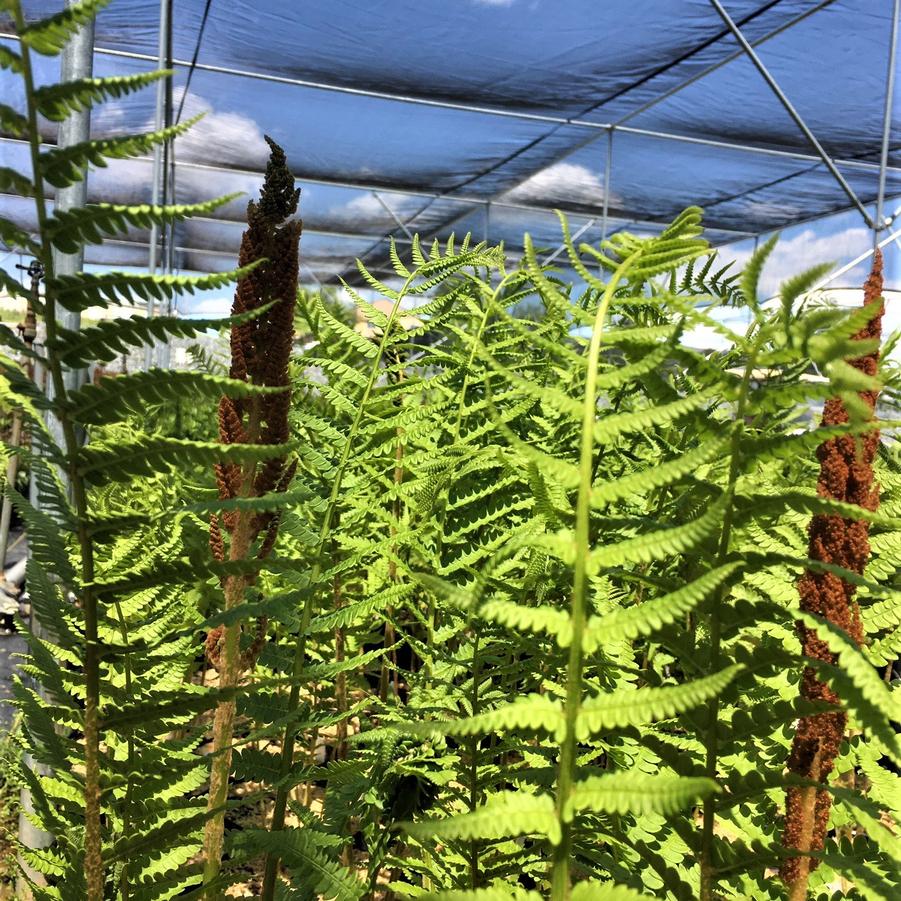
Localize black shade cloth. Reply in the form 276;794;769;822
1;0;898;284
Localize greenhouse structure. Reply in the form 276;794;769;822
0;0;899;899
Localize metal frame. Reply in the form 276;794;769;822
18;0;91;880
812;204;901;292
4;31;895;177
2;0;898;286
372;191;414;241
145;0;171;368
708;0;874;228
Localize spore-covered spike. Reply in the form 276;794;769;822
781;249;885;885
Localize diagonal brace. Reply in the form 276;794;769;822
372;191;415;241
542;218;597;266
709;0;875;229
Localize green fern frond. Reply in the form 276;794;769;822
402;792;560;845
586;498;725;571
65;370;284;425
739;234;778;315
576;666;743;739
45;195;238;253
0;45;23;73
591;437;728;506
582;564;741;650
51;302;271;367
231;828;364;900
75;437;294;485
39;116;200;188
404;695;565;740
48;263;262;313
33;70;170;120
18;0;111;56
0;164;34;196
569;884;658;901
565;772;719;819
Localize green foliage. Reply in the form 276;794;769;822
2;3;898;900
0;1;281;896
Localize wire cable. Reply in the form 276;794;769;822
175;0;214;125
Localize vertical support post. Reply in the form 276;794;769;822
50;2;93;396
0;415;22;569
875;0;900;247
146;0;171;369
601;129;613;246
157;0;176;370
19;3;95;888
484;202;490;245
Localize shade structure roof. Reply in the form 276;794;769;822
2;0;899;286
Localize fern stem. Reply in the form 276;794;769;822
468;627;482;889
786;751;823;901
110;597;135;899
550;253;639;901
14;6;104;896
698;343;758;901
260;274;419;901
424;294;493;686
202;400;262;895
381;361;405;699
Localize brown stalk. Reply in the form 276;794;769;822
781;250;884;894
201;137;301;895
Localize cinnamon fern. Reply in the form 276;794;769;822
0;2;898;899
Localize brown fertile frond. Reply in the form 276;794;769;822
209;515;225;563
217;136;301;527
206;138;301;676
241;616;269;671
781;249;884;884
218;396;247;445
257;135;300;224
205;625;224;671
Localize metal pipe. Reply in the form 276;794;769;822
2;127;892;219
0;179;760;243
50;11;94;379
875;0;900;243
372;191;414;241
124;148;901;196
158;0;176;370
542;218;597;266
19;2;95;883
708;0;874;228
301;263;323;289
601;129;613;245
145;0;170;369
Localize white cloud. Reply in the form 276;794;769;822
716;225;872;299
87;89;270;210
178;295;232;317
329;193;387;220
742;200;805;223
168;88;270;168
501;162;619;208
326;192;424;231
470;0;516;6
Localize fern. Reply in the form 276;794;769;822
3;6;897;898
